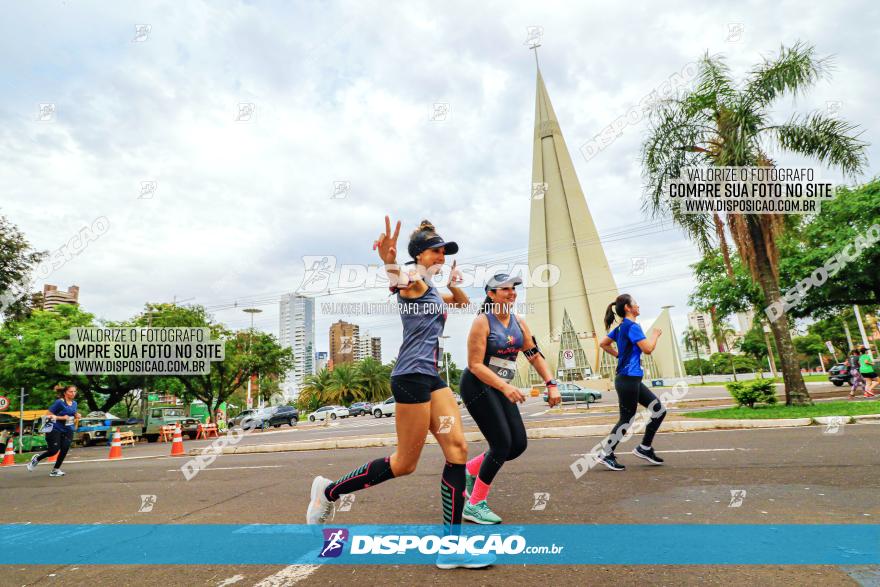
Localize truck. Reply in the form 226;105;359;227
141;405;201;442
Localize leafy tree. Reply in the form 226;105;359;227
135;303;294;422
739;320;774;376
684;357;712;377
690;251;763;317
0;214;46;322
642;42;868;404
793;333;828;369
805;307;867;358
0;304;147;412
777;180;880;318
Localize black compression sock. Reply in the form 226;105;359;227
323;456;395;502
440;461;466;532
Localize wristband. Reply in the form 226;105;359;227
545;379;558;387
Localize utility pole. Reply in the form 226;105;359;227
842;317;855;350
854;305;872;359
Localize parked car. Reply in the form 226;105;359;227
543;382;602;404
372;397;396;418
347;402;373;416
230;409;257;428
75;414;135;446
227;407;276;430
828;363;851;387
308;405;350;421
267;405;299;427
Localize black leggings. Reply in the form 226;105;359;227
460;368;527;484
604;375;666;455
36;429;73;468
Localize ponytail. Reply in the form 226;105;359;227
603;303;616;331
604;294;634;330
478;295;493;314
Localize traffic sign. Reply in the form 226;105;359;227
0;396;8;411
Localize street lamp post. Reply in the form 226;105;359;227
16;335;24;454
439;335;451;386
243;308;263;409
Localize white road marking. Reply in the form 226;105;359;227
655;448;754;453
2;454;167;467
569;448;754;457
165;465;283;472
253;565;321;586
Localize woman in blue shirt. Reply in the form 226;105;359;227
598;294;666;471
28;384;80;476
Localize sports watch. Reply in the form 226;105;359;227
545;379;558;387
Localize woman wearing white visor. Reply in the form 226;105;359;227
459;273;560;524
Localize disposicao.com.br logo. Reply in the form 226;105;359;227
319;528;349;558
323;531;547;557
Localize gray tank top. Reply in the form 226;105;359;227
482;313;524;382
391;283;447;377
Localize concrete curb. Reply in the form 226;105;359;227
813;415;854;425
191;416;828;456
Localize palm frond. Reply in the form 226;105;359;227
745;41;831;107
688;51;737;114
762;113;869;178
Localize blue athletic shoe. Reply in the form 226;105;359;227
435;550;496;569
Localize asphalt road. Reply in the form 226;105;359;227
1;419;878;586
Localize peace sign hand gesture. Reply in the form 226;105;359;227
372;215;401;265
448;259;463;287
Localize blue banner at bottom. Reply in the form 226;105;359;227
0;524;877;565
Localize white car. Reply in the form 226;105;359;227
308;405;350;422
372;397;396;418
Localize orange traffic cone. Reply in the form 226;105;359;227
108;429;123;459
2;438;15;466
170;426;185;456
46;451;57;463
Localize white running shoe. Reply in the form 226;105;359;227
27;455;39;471
49;469;65;477
306;476;336;524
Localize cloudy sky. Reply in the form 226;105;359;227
2;0;878;367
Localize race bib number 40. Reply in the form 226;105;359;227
488;356;517;382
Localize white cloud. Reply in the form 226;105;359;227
1;0;876;366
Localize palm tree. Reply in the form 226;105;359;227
299;368;332;411
720;326;740;381
642;42;868;405
683;326;709;384
356;357;391;402
328;363;364;405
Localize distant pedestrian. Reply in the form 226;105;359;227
28;385;80;476
858;347;877;398
847;349;864;399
